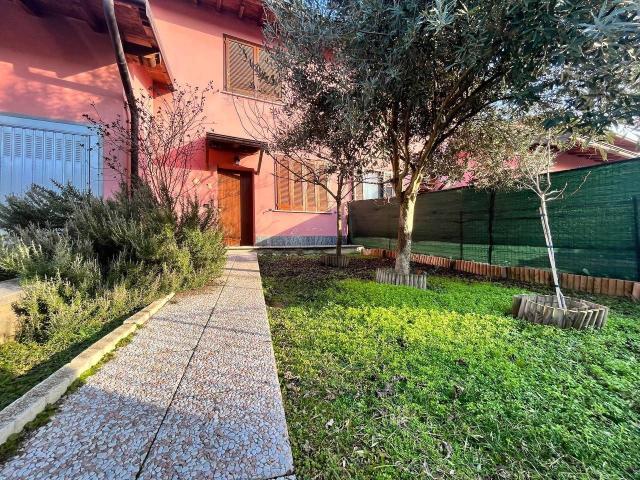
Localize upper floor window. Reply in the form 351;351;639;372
224;35;281;101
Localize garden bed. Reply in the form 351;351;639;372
0;315;124;410
259;253;640;479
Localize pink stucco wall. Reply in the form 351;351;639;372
0;0;346;244
554;152;634;172
149;0;340;244
0;1;154;197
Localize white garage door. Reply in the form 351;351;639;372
0;114;102;200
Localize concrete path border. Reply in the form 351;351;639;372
0;292;175;445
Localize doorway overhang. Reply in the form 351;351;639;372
206;133;266;174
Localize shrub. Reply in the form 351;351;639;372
0;183;89;233
0;228;100;293
0;183;226;343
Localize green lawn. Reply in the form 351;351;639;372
0;314;129;410
259;254;640;480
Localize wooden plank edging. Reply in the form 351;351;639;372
362;249;640;300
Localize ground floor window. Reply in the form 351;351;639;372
353;171;394;201
275;159;329;212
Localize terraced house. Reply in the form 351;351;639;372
1;0;387;246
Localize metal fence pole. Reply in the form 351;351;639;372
488;190;496;265
459;209;464;260
633;195;640;281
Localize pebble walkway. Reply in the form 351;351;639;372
0;252;295;480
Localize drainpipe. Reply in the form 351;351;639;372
103;0;140;188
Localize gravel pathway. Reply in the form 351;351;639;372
0;252;295;480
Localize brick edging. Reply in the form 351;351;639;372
0;292;175;446
362;248;640;300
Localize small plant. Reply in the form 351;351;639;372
462;117;596;309
0;183;89;233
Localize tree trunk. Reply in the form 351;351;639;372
539;201;565;309
336;200;343;258
395;194;417;274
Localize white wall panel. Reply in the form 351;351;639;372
0;114;102;200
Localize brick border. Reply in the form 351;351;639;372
363;248;640;300
0;292;175;446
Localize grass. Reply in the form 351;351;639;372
0;329;138;462
0;311;135;410
259;254;640;480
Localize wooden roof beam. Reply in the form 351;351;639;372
76;0;107;32
123;41;160;56
18;0;44;16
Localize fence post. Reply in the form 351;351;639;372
346;202;353;245
634;195;640;281
459;209;464;260
488;190;496;265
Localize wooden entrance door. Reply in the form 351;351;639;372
218;169;253;246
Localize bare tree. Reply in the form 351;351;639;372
85;82;215;212
236;96;381;257
465;118;595;309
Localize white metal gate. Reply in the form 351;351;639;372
0;114;102;200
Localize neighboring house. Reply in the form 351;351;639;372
421;135;640;192
353;137;640;197
0;0;342;247
553;136;639;171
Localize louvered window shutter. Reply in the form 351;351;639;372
226;38;255;96
291;161;304;210
317;176;329;211
305;166;317;211
257;49;281;100
275;159;290;210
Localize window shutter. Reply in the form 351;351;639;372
363;171;384;199
317;176;329;211
275;159;290;210
226;39;255;95
305;167;317;211
257;48;280;100
291;161;304;210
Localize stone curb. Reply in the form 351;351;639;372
123;292;175;326
0;292;175;446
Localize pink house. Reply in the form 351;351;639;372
0;0;353;246
2;0;636;244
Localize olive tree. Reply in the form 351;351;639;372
265;0;639;273
239;98;377;258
